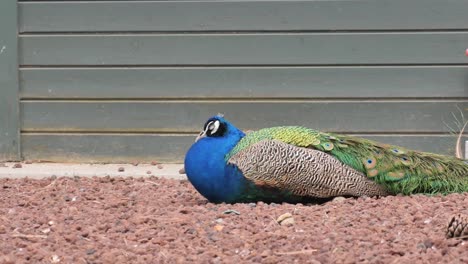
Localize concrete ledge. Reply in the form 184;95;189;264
0;162;187;180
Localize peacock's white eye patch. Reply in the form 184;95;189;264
203;119;225;137
209;120;220;134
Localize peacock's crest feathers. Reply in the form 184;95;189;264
227;126;468;195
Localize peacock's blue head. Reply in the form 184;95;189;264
184;114;247;203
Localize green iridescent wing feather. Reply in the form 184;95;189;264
227;126;468;195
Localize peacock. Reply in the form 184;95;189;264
184;114;468;204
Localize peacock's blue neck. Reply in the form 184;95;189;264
184;128;247;203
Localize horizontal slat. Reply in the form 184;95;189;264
21;134;192;163
19;33;468;65
19;1;468;32
20;66;468;99
21;101;468;133
21;134;462;163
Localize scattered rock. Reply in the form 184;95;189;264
12;163;22;169
50;255;60;263
24;160;33;164
151;161;159;166
157;165;163;170
277;213;295;226
118;167;125;172
417;239;434;250
0;176;465;263
214;225;224;232
332;197;347;203
146;171;152;175
223;209;240;215
131;161;139;166
179;167;186;174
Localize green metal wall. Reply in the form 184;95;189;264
2;0;468;162
0;1;19;161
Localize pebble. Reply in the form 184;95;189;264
277;213;295;226
223;209;240;215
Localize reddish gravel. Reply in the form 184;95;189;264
0;176;466;263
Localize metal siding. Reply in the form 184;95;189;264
17;0;468;162
19;1;468;32
20;67;468;99
19;33;468;65
21;101;467;133
21;134;461;163
0;1;19;161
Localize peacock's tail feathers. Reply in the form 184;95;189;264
228;126;468;195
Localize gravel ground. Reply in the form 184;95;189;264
0;176;466;264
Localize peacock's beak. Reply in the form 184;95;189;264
195;131;206;142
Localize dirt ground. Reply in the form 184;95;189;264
0;176;466;264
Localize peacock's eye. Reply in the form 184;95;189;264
204;120;225;137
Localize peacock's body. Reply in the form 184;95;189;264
184;115;468;203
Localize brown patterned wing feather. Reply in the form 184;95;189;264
228;140;389;198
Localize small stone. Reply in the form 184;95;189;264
151;161;159;166
248;203;256;208
332;196;346;203
12;163;22;169
48;221;55;226
277;213;295;226
24;160;33;164
223;209;240;215
157;164;163;169
86;249;96;255
41;228;51;234
64;196;72;202
146;171;152;175
118;167;125;172
131;161;139;166
50;255;60;263
179;209;190;214
213;225;224;232
280;218;295;226
179;167;186;174
423;240;434;248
